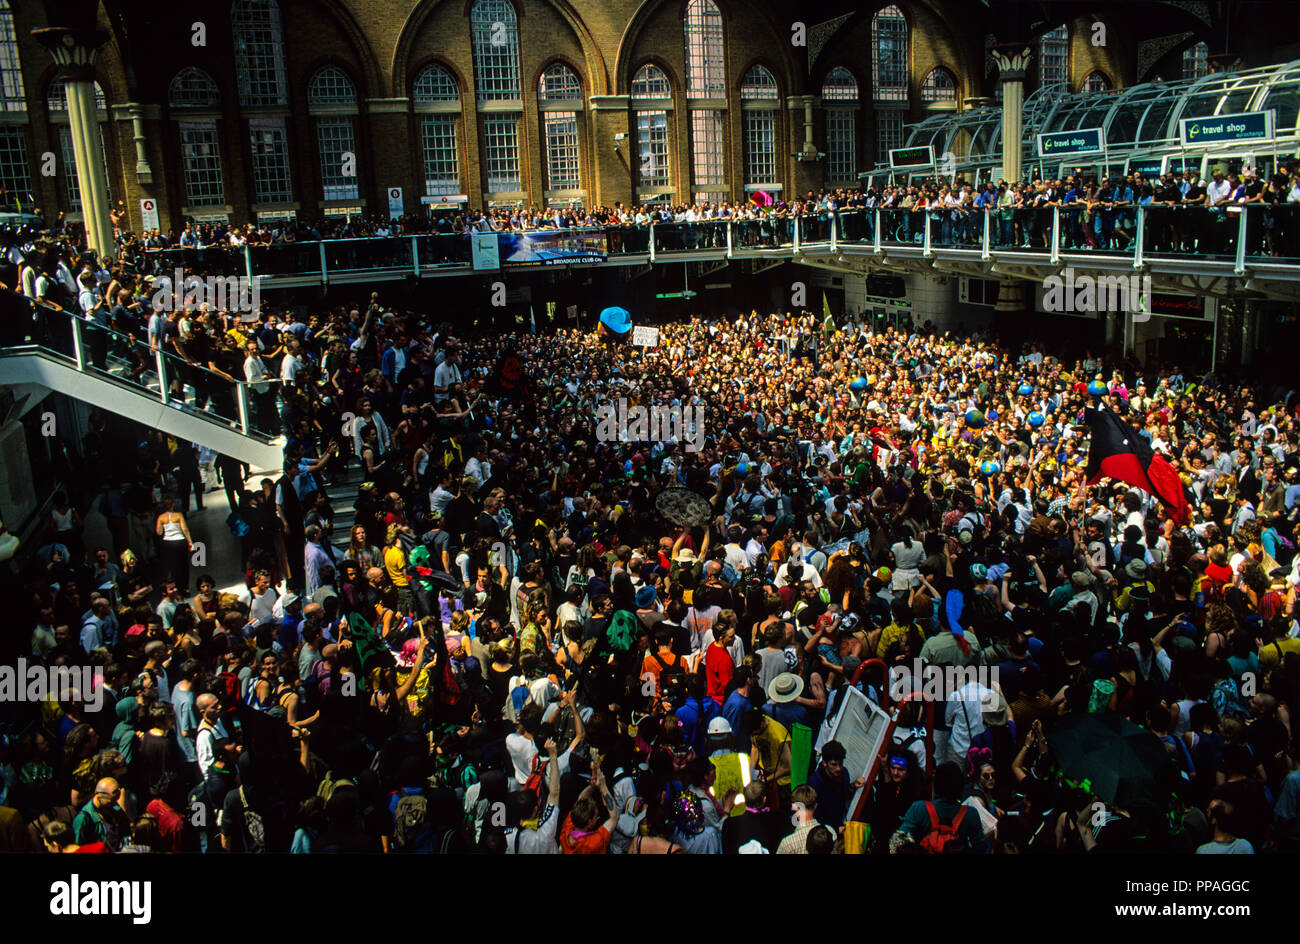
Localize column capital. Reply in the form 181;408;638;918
31;26;109;82
991;45;1033;82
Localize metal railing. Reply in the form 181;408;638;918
128;204;1300;284
4;294;283;439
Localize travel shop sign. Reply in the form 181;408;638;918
1179;110;1274;146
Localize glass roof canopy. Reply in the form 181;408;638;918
879;59;1300;179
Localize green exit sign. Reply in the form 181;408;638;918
656;290;698;299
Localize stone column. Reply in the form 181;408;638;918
992;46;1033;186
33;27;112;256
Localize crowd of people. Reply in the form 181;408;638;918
3;213;1300;855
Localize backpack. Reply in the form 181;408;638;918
226;510;250;538
674;789;706;836
392;792;432;853
653;651;687;705
239;785;267;854
918;801;968;854
316;770;344;804
606;610;639;653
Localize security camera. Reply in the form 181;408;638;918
613;132;629;143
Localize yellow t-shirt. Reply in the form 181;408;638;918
751;714;792;787
384;545;409;588
1260;638;1300;671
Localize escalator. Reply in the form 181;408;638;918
0;297;285;469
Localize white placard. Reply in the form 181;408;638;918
828;685;893;817
140;198;159;231
471;233;500;271
387;186;404;218
631;325;659;347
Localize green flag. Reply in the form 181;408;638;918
791;723;813;788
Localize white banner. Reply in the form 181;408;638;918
631;326;659;347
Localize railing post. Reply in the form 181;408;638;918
236;383;251;435
830;212;838;252
70;315;85;370
154;348;169;404
243;243;253;283
726;220;733;258
648;224;656;263
1133;205;1145;270
1234;206;1249;275
922;211;933;258
412;236;420;275
793;214;801;252
981;208;992;261
1050;206;1061;266
319;242;329;284
873;209;882;254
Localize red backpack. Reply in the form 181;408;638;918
918;801;968;854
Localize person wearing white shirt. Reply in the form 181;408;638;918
943;681;993;766
280;340;303;385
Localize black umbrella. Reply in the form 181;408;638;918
1048;712;1179;810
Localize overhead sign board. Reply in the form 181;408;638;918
889;145;934;168
1037;127;1104;157
1179;110;1273;146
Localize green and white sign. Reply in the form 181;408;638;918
1179;110;1273;146
889;146;934;168
1037;128;1104;157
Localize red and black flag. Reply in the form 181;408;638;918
1084;408;1190;523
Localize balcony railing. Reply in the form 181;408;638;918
134;204;1300;284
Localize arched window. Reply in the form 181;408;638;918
822;66;858;101
308;65;357;105
685;0;725;201
632;66;671;193
539;62;581;101
413;64;460;103
740;65;778;100
822;68;858;183
684;0;725;98
471;0;521;192
169;68;225;208
538;64;582;191
1038;25;1068;86
920;67;957;103
1081;70;1110;92
872;5;908;101
470;0;520;102
631;64;671;99
308;67;358;202
232;0;288;107
168;67;220;108
413;65;461;198
740;66;778;189
0;2;28;196
1183;41;1209;80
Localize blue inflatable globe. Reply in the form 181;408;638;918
1027;411;1046;428
1017;383;1034;397
850;377;868;392
964;409;986;428
980;460;1001;475
1088;380;1108;396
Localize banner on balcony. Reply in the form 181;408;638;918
471;233;500;271
499;230;607;266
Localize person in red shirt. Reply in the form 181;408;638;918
704;616;737;704
558;764;620;854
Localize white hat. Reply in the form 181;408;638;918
707;716;733;736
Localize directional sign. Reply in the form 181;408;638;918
1037;128;1104;157
889;145;934;168
1179;110;1274;146
140;198;159;231
387;186;404;218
